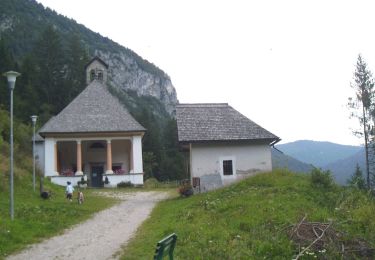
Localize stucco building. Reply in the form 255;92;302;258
176;103;280;191
36;57;145;187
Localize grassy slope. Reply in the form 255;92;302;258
0;152;118;259
122;170;375;259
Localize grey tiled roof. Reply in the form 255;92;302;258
34;133;44;142
84;56;109;69
176;103;279;143
39;80;145;135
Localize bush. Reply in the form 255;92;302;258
117;181;134;188
311;168;334;189
178;182;193;197
144;177;159;188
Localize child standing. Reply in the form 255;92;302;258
65;181;74;202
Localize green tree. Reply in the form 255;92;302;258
14;54;39;120
348;54;374;189
348;164;366;189
65;34;89;101
34;25;66;114
0;38;16;110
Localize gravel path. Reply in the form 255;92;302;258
7;191;169;260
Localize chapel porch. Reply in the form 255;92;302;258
44;136;144;187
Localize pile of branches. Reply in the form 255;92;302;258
288;215;374;259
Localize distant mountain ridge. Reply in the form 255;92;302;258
272;149;314;173
276;140;362;167
323;149;365;184
273;140;364;184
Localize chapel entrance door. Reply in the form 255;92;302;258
91;166;104;187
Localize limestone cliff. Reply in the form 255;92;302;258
97;50;177;115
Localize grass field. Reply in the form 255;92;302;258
121;170;375;259
0;154;118;259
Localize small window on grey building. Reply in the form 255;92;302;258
90;69;96;81
97;70;103;81
223;160;233;175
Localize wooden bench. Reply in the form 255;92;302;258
154;233;177;260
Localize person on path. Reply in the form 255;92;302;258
66;181;74;202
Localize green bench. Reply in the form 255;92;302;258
154;233;177;260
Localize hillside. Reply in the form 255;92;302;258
275;140;365;184
271;148;314;173
324;149;365;185
122;170;375;259
276;140;362;167
0;0;177;114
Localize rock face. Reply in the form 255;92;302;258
97;50;178;115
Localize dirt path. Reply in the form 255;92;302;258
7;191;169;260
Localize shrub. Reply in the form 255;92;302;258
144;177;159;188
117;181;134;188
178;183;193;197
311;168;334;189
104;176;110;184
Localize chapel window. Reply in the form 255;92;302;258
97;70;103;81
223;160;233;175
90;69;96;81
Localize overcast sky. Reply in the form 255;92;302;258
36;0;375;146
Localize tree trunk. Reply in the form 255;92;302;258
363;105;371;189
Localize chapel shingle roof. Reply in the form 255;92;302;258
39;80;145;135
84;56;109;69
176;103;279;143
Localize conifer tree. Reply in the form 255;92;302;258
65;34;89;100
348;54;374;189
348;164;366;189
34;25;66;114
0;38;16;109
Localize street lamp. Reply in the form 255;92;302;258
31;115;38;192
3;71;21;220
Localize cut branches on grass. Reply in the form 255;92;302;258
288;214;375;259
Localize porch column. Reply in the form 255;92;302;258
106;139;113;174
131;136;143;173
54;141;59;174
129;140;133;173
44;138;58;176
76;140;83;175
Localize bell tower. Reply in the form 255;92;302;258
85;56;109;85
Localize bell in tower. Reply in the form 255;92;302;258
85;56;109;85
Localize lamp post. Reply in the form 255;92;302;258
31;115;38;192
3;71;21;220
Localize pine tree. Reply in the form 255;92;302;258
65;34;89;101
0;38;16;110
33;25;66;114
348;164;366;189
348;54;375;189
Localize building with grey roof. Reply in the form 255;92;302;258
176;103;280;192
36;57;145;187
